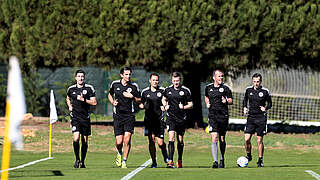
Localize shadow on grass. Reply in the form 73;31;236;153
263;164;320;168
224;164;320;169
10;170;64;178
124;164;320;169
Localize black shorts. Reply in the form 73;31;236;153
113;113;135;136
244;114;267;136
144;116;165;138
208;115;228;136
70;117;91;136
166;116;186;136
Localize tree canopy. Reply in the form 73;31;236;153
0;0;319;73
0;0;319;126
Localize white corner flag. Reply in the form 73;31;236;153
1;56;26;180
7;56;26;150
50;90;58;124
49;90;57;158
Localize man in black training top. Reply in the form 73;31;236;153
162;72;193;168
140;73;169;168
67;69;97;168
243;73;272;167
108;67;141;168
205;70;233;168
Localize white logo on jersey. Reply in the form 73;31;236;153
116;87;120;91
147;94;150;98
210;89;213;92
72;126;76;131
160;135;164;138
250;92;253;96
259;92;264;97
168;91;172;95
208;125;213;132
82;89;87;95
72;92;76;94
179;91;184;96
219;88;224;92
157;92;162;97
127;88;132;93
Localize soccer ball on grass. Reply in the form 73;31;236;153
237;156;248;167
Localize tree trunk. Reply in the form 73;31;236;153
183;69;204;129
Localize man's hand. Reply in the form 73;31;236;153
113;99;119;106
243;107;248;115
77;93;85;101
123;91;133;98
69;105;73;111
221;96;226;104
260;106;266;112
179;102;184;109
206;102;211;109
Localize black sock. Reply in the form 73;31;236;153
258;157;263;162
177;142;184;161
159;144;168;161
73;141;80;160
168;141;174;161
247;153;251;158
219;142;226;161
81;142;88;163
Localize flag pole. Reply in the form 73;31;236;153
1;56;26;179
49;123;52;158
49;90;58;158
1;102;11;180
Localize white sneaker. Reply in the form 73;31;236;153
121;161;127;168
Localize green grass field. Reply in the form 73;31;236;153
1;119;320;179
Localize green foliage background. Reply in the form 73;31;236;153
0;0;319;122
0;0;318;71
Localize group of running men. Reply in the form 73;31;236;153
66;67;272;169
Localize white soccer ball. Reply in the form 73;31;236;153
237;156;248;167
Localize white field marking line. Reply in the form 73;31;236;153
121;159;152;180
0;157;54;173
305;170;320;180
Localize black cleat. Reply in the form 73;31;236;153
80;162;86;168
218;160;225;168
74;160;80;168
246;155;252;162
257;161;264;167
150;163;157;168
212;161;218;168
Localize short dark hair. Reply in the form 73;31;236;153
252;73;262;81
171;72;181;78
75;69;85;77
149;73;159;79
120;67;132;74
213;69;222;77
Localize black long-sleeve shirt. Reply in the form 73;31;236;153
243;86;272;115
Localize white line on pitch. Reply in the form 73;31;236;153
305;170;320;180
121;159;152;180
0;157;54;173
